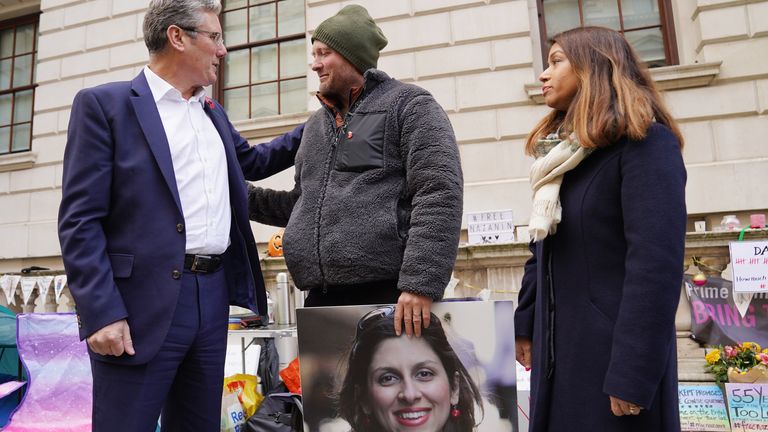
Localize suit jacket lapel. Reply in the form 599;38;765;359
129;72;183;214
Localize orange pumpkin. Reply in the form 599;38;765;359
267;229;284;257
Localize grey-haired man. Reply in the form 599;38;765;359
58;1;302;430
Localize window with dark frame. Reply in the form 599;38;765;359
218;0;306;121
0;14;38;155
537;0;678;68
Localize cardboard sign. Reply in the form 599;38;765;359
730;241;768;293
678;384;730;431
467;209;515;245
725;383;768;431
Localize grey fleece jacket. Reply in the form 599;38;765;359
249;69;463;300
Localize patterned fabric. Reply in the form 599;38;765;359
5;313;91;431
0;381;25;400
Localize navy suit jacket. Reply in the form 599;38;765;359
58;71;303;365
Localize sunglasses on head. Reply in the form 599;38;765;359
355;305;395;334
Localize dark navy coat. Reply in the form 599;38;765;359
515;123;686;431
58;71;302;365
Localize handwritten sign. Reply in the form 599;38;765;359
466;209;515;245
730;241;768;293
725;383;768;431
678;384;730;431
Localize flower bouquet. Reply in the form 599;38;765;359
704;342;768;384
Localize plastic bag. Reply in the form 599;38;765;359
279;357;301;394
224;374;264;418
220;391;246;432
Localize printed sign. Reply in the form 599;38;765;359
725;383;768;431
685;275;768;348
517;365;531;432
297;301;519;432
730;241;768;293
517;389;530;432
678;384;730;432
467;209;515;245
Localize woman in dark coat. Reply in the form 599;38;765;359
514;26;686;431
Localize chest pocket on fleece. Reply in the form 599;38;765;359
335;112;386;172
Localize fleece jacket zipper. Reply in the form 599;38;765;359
312;78;371;293
314;107;340;294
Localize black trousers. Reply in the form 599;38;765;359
303;280;400;307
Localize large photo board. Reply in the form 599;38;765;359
296;300;518;432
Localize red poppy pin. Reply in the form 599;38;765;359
204;96;215;110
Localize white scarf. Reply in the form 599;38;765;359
528;133;592;242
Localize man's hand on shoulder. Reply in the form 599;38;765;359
87;319;135;357
394;291;434;338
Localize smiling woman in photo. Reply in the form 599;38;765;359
337;306;483;432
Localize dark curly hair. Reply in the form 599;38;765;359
338;306;483;431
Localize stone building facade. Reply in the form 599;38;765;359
0;1;765;379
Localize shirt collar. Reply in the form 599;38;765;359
316;85;364;128
143;65;207;105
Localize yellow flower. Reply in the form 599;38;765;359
742;342;762;352
763;348;768;355
706;349;721;365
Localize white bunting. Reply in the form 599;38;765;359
7;275;21;305
734;292;755;318
38;276;54;300
20;277;37;305
53;275;67;303
0;275;10;304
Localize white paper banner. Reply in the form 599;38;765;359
37;276;54;300
0;275;10;305
20;277;37;305
53;275;67;303
734;292;755;318
7;275;21;305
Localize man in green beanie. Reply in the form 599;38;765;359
249;5;463;338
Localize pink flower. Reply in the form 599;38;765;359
725;346;738;358
204;96;215;110
760;353;768;365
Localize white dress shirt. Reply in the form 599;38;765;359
144;66;231;255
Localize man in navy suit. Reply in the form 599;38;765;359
57;1;302;430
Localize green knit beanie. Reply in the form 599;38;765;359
312;5;388;73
